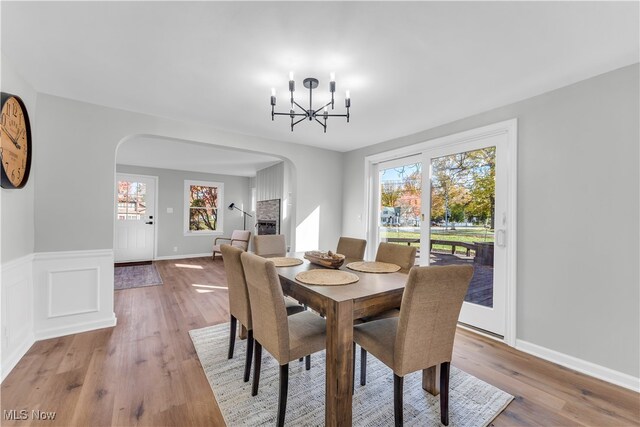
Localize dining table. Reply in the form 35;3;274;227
274;252;442;426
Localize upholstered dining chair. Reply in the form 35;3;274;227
240;251;327;427
213;230;251;260
336;236;367;261
375;242;417;273
353;265;473;426
221;245;304;382
253;234;287;257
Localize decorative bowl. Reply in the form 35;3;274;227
303;251;346;269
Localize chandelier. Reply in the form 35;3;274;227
270;72;351;133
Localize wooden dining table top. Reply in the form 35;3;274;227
271;252;409;320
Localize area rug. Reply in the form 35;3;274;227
114;264;163;290
189;323;513;427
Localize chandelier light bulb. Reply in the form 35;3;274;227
271;88;276;97
330;72;335;82
346;90;350;99
289;71;294;81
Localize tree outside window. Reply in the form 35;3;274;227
184;180;224;235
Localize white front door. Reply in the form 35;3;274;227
115;174;157;262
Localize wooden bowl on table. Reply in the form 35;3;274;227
304;251;346;269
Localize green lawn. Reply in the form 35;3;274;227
380;227;494;255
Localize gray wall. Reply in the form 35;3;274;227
116;164;251;258
342;64;640;377
1;54;37;263
31;93;343;255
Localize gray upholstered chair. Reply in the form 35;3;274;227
240;251;326;427
221;245;304;382
213;230;251;260
358;242;418;322
253;234;286;257
375;242;417;273
353;265;473;426
336;236;367;261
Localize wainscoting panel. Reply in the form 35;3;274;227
48;267;100;318
1;254;35;382
33;249;116;340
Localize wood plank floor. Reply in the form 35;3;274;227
1;257;638;426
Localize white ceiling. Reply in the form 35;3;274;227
2;2;638;152
117;136;281;177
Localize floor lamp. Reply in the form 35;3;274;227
228;203;253;230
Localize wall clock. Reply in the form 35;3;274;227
0;92;32;189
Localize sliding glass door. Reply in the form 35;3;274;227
369;123;514;338
423;132;507;336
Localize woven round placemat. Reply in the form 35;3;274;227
346;261;401;273
270;257;304;267
295;270;359;286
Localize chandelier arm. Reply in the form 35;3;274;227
313;101;333;115
292;117;307;127
314;118;327;131
273;112;307;117
292;100;307;113
322;113;349;118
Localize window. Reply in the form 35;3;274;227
117;180;146;220
184;180;224;235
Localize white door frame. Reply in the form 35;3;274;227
363;119;518;346
114;173;159;262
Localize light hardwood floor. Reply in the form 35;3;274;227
1;257;638;426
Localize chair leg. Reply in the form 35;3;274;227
305;354;311;371
243;329;254;382
394;374;403;427
251;341;262;397
440;362;450;426
228;315;237;359
360;347;367;386
277;364;289;427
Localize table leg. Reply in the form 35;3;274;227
325;299;354;426
422;364;441;395
239;325;247;340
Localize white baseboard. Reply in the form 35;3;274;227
1;332;35;382
154;252;212;261
35;314;117;341
516;339;640;393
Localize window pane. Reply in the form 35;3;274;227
379;162;422;251
190;185;218;209
131;182;146;217
117;181;130;219
118;180;146;220
189;208;218;231
430;146;496;308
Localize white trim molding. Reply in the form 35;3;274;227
154;252;213;261
1;253;35;382
516;339;640;393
